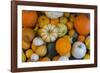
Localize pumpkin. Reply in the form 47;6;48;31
22;40;31;50
47;42;58;58
45;11;64;19
84;54;90;59
30;53;39;61
22;51;26;62
38;15;50;28
56;36;71;56
25;49;33;58
58;56;69;61
22;28;35;42
50;18;59;25
32;37;45;46
22;11;38;27
74;14;90;35
40;57;50;61
72;41;87;59
60;16;68;24
35;45;47;57
78;35;85;42
57;23;67;37
85;36;90;50
39;24;58;42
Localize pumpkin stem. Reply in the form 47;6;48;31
78;45;82;48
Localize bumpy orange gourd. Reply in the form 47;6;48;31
22;11;38;27
56;36;71;56
74;14;90;35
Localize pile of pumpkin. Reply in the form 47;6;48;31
22;11;90;62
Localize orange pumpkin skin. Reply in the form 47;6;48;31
74;14;90;35
22;11;38;27
56;37;71;56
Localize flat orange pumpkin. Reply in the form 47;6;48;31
74;14;90;35
56;36;71;56
22;11;38;27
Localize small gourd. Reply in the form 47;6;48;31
85;36;90;50
22;40;31;50
72;41;87;59
25;49;33;58
45;11;64;19
40;57;50;61
30;53;39;61
57;23;67;37
35;45;47;57
22;51;26;62
39;24;58;42
58;56;69;61
32;37;45;46
47;42;58;58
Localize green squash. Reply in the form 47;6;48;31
47;42;58;59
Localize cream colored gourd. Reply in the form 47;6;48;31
45;11;64;19
72;41;87;59
39;24;58;42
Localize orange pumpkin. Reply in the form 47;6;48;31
22;11;38;27
56;36;71;56
74;14;90;35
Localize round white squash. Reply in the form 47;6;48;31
45;11;64;19
58;56;69;61
72;41;87;59
30;53;39;61
32;37;45;46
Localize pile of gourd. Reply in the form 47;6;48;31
22;11;90;62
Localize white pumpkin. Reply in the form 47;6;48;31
57;23;67;37
58;56;69;61
30;53;39;61
72;41;87;59
32;37;45;46
39;24;58;42
45;11;64;19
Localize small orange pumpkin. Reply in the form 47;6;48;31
50;19;59;25
78;35;85;42
22;11;38;27
56;36;71;56
74;14;90;35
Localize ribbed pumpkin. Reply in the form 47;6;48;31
22;11;38;27
39;24;58;42
56;36;71;56
74;14;90;35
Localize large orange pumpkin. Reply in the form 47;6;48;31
22;11;38;27
74;14;90;35
56;36;71;56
